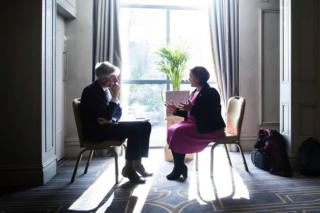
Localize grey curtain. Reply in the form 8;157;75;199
209;0;239;108
93;0;121;81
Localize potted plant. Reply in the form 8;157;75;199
156;46;189;91
156;46;193;162
156;45;190;120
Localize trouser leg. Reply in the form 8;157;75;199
101;121;151;161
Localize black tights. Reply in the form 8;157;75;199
172;150;185;169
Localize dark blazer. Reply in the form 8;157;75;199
174;83;226;134
80;81;122;140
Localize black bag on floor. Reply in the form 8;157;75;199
297;137;320;176
251;149;271;170
251;128;292;177
251;129;271;170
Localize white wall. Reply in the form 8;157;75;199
64;0;93;158
239;0;280;150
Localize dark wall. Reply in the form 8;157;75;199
0;0;42;172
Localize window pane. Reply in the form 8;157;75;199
120;8;167;80
120;3;217;147
120;84;167;146
170;10;216;82
121;0;209;8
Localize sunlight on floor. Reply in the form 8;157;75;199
68;147;250;212
68;149;161;212
68;159;120;212
188;147;250;205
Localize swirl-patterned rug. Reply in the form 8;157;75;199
1;148;320;213
141;148;320;213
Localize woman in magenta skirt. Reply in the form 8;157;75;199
165;66;226;181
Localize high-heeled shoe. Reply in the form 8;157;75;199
166;165;188;180
134;163;153;177
122;166;146;184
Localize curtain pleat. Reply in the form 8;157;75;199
93;0;122;81
209;0;239;108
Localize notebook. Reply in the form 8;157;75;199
119;114;149;122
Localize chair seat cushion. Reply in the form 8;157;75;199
216;133;239;144
83;140;124;149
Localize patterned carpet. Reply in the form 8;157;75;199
142;150;320;213
0;157;116;213
1;148;320;213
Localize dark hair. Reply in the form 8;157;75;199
190;66;210;86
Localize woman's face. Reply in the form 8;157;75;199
189;72;199;87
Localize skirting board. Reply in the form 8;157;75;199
240;135;257;151
65;135;257;159
65;138;91;159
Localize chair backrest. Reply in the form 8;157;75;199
72;98;84;147
225;96;246;137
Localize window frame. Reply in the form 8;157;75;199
120;2;212;90
119;2;216;147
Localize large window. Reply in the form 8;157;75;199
120;0;214;147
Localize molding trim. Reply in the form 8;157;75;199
43;157;57;184
240;135;256;151
42;0;56;153
258;8;280;127
65;138;81;159
280;0;291;84
65;137;80;147
280;103;290;135
56;0;77;19
241;135;257;142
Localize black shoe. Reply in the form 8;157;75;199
134;163;153;177
166;167;179;180
181;165;188;179
166;165;188;180
122;167;146;184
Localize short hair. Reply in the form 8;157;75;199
95;61;120;79
190;66;210;86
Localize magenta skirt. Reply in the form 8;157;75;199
167;116;226;154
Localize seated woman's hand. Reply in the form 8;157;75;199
178;100;192;112
164;101;177;114
97;117;111;125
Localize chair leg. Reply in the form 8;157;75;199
210;143;218;177
114;149;119;184
224;144;232;166
70;149;88;183
236;143;249;172
120;144;127;156
195;153;199;171
84;149;94;174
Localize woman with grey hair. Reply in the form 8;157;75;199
80;61;152;184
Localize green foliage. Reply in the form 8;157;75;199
156;46;189;91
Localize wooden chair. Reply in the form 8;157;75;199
195;96;249;176
70;98;125;183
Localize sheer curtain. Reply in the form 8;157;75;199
93;0;122;81
209;0;239;109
